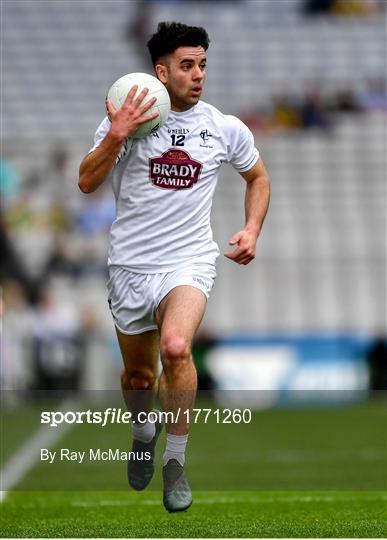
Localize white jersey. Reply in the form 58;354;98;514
90;100;259;273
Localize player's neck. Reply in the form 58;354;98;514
171;104;196;113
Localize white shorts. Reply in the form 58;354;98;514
106;261;216;335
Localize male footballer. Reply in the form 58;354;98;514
79;21;270;512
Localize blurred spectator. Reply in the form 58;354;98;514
77;183;115;235
25;145;79;219
243;76;382;133
331;86;362;113
239;108;272;133
125;0;153;68
75;184;115;276
304;0;383;15
3;145;83;282
126;0;242;68
303;0;336;15
40;232;81;281
359;77;387;113
270;85;333;132
32;288;86;391
299;84;332;130
0;158;21;202
271;94;302;131
331;0;383;15
1;280;35;390
0;210;40;304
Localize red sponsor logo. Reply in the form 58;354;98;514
149;149;202;190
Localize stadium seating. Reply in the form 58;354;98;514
2;1;384;135
209;114;384;333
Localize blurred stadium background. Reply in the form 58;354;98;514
1;0;386;402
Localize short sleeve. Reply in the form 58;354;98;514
226;116;259;173
88;116;132;164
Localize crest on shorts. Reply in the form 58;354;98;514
149;149;202;190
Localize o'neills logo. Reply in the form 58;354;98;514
149;149;202;190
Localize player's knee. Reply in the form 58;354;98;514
121;368;155;390
160;334;191;367
130;375;151;390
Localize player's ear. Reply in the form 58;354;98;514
155;62;168;85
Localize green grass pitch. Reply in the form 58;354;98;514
1;397;386;537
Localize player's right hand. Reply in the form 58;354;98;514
106;85;159;141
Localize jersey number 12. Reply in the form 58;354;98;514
171;134;185;146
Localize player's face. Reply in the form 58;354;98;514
156;46;206;112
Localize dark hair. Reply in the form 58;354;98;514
147;22;210;65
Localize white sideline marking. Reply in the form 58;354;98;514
70;493;387;508
0;398;78;503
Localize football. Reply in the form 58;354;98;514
107;72;171;138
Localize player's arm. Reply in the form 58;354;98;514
224;158;270;265
78;86;159;193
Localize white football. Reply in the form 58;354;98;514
107;72;171;139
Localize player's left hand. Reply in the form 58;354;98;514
224;229;258;265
